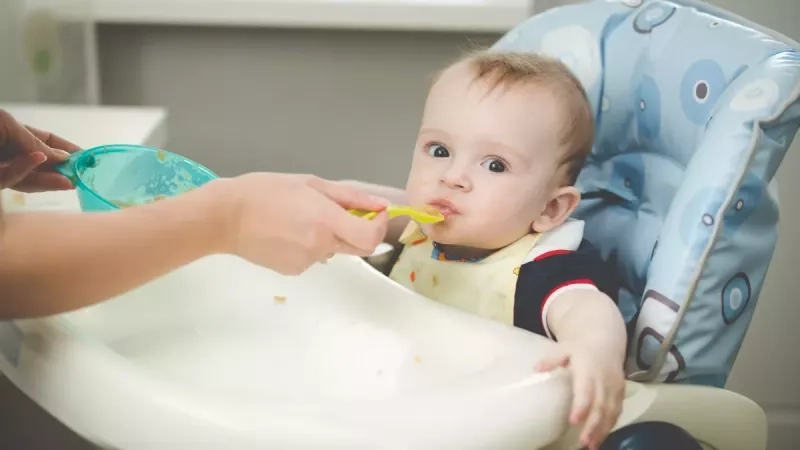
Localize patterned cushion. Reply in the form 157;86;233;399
493;0;800;386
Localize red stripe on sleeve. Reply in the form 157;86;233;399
539;278;597;315
533;249;573;261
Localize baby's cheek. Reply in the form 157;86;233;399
493;224;529;246
469;215;509;242
480;214;533;246
405;188;427;208
402;174;423;200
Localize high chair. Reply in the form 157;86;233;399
0;0;797;449
487;0;799;447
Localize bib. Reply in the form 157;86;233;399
389;222;541;325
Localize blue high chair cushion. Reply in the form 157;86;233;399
493;0;800;386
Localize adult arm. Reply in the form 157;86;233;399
0;183;227;318
0;174;390;319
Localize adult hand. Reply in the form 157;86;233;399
218;173;390;275
0;108;80;192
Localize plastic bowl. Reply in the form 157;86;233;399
56;144;219;212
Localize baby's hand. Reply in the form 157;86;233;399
535;342;625;450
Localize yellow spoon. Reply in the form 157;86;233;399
348;204;445;224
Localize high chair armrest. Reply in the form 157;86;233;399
628;383;767;450
546;381;767;450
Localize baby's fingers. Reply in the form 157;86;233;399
593;381;624;449
579;378;609;450
570;372;594;426
534;351;570;372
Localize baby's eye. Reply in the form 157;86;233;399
481;158;507;173
426;143;450;158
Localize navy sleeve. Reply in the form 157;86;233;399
513;239;620;338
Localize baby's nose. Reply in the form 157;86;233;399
440;167;472;191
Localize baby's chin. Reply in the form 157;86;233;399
420;224;483;247
420;223;524;251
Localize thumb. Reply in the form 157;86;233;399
535;350;571;373
312;178;390;211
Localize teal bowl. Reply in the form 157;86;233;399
56;144;219;212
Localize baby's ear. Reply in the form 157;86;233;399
531;186;581;233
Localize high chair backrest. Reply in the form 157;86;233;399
493;0;800;386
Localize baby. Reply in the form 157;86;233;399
381;50;627;450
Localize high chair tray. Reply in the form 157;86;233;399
0;253;766;449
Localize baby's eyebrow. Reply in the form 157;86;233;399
418;128;451;140
480;139;530;162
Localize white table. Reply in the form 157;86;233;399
0;103;168;212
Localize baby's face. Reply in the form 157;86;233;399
406;62;567;250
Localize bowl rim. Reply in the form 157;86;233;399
73;144;219;210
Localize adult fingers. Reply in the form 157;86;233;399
305;177;391;252
17;126;73;164
330;209;389;255
0;109;73;164
0;153;46;190
0;109;27;164
13;172;75;192
26;126;81;153
332;216;388;257
310;176;390;211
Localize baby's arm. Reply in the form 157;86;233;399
542;289;627;449
516;233;626;450
546;289;627;361
0;183;228;318
339;179;408;245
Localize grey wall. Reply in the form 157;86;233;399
98;25;498;187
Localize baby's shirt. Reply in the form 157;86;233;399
388;219;618;340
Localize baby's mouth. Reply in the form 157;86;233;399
428;200;459;217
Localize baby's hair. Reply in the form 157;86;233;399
434;49;595;185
